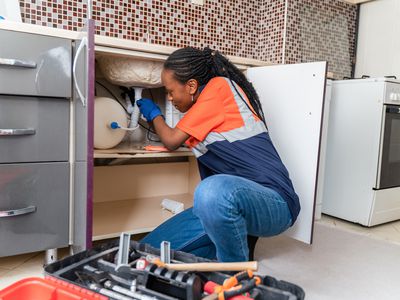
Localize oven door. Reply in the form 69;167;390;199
378;104;400;189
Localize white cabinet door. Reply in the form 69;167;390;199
247;62;327;244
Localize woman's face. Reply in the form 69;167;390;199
161;68;198;113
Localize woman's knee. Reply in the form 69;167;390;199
193;174;236;217
193;175;224;215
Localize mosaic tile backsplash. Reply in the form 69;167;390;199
259;0;286;64
18;0;357;79
285;0;358;79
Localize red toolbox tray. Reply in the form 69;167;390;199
0;277;107;300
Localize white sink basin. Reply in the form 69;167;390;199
96;55;164;88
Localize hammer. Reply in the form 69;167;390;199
148;257;258;272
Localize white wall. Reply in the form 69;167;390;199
355;0;400;78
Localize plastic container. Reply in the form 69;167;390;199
0;277;107;300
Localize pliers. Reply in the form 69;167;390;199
223;270;254;289
203;270;262;300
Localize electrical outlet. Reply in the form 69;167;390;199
190;0;204;5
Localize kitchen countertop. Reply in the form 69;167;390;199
0;20;269;67
0;20;80;40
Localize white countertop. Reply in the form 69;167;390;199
0;20;270;68
0;20;80;39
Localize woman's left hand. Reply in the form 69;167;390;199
137;98;163;121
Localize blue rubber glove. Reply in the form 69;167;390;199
136;98;163;122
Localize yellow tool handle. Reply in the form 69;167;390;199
164;261;258;272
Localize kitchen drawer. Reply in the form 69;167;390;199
0;30;71;98
0;162;69;257
0;95;69;163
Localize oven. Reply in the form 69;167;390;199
322;78;400;226
378;104;400;189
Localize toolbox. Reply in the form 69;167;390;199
43;239;305;300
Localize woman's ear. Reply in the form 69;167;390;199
186;79;199;95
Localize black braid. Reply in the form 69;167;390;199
164;47;266;124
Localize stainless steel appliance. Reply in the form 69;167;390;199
322;77;400;226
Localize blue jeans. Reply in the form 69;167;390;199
141;174;292;262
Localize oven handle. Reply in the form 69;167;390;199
386;106;400;114
0;206;36;218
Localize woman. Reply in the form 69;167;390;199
137;47;300;262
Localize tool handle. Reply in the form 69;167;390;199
223;270;253;289
203;282;252;300
165;261;258;272
223;277;260;299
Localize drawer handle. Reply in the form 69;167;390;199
0;58;37;69
0;128;36;136
0;205;36;218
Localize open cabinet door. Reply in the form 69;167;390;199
247;62;327;244
71;19;95;253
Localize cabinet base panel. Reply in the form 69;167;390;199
93;193;193;241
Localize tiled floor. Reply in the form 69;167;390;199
317;214;400;245
1;215;400;290
0;247;70;289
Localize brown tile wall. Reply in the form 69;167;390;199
19;0;261;59
258;0;286;63
18;0;357;78
19;0;87;29
285;0;357;79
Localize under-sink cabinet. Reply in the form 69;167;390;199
72;37;328;252
88;46;203;244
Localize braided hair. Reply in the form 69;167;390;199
164;47;266;124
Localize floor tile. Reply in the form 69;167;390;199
319;214;400;244
0;267;9;277
0;252;38;270
0;266;44;290
256;222;400;300
393;221;400;232
368;224;400;244
0;247;71;290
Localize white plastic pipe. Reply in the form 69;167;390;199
125;93;134;114
129;87;143;130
